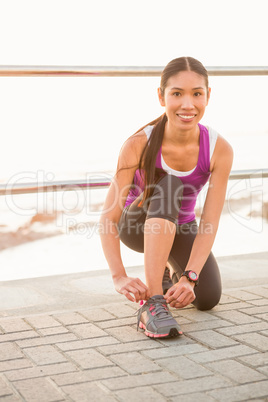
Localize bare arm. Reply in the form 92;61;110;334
165;136;233;307
99;133;150;302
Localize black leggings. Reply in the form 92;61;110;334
118;174;222;311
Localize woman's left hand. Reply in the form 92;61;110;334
164;277;196;308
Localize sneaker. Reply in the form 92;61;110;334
162;267;173;295
137;295;183;338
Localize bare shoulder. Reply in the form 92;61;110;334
117;129;148;169
210;134;233;173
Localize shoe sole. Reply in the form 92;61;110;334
139;321;182;338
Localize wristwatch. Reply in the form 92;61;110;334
180;270;199;286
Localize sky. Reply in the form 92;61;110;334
0;0;268;67
0;0;268;181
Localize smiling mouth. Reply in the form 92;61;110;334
177;114;196;119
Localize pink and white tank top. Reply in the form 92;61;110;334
125;123;218;224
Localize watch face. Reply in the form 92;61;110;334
189;271;198;281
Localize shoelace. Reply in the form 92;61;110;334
136;298;170;331
162;267;171;283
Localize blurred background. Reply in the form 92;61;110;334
0;0;267;281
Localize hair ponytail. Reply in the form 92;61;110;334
138;113;167;204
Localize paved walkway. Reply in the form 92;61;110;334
0;252;268;401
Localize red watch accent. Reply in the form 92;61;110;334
181;270;199;286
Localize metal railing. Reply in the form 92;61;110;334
0;65;267;195
0;169;268;196
1;66;268;77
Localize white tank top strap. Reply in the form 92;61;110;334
143;125;154;139
208;126;219;160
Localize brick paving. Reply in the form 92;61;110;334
0;284;268;401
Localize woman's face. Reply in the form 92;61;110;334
158;70;211;131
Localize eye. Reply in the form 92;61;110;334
173;92;181;97
194;92;202;97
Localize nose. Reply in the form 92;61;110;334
181;95;194;109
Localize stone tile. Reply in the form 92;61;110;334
205;359;266;384
0;343;24;361
102;371;178;391
217;321;268;336
56;336;119;351
14;377;65;401
142;343;208;359
0;377;14;397
219;293;243;303
189;344;257;364
109;352;161;375
6;362;77;381
258;366;268;375
157;335;194;347
245;287;268;298
105;326;147;342
24;345;67;365
223;289;261;301
0;318;33;333
97;317;137;329
98;340;163;356
79;308;116;322
67;323;107;338
0;358;33;372
25;315;62;329
256;313;268;321
0;395;21;401
0;331;39;343
187;329;238;348
38;326;69;336
52;367;126;386
237;352;268;367
232;332;268;352
102;303;136;318
170;392;216;402
154;375;231;397
65;349;114;369
62;382;117;402
211;301;252;312
239;305;268;315
53;312;89;325
248;298;268;306
115;386;166;402
176;310;218;322
16;333;77;348
182;319;231;333
208;380;268;401
157;355;212;379
212;310;260;325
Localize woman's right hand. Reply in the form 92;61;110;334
114;276;150;303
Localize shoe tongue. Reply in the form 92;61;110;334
151;295;165;301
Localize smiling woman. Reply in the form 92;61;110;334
100;56;233;339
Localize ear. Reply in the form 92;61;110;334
206;87;211;105
157;87;165;107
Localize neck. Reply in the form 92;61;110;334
164;121;200;145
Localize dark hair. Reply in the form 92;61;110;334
138;57;209;203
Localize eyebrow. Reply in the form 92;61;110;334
170;87;205;91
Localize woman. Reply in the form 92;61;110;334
100;57;233;339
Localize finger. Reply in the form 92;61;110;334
171;292;196;308
121;289;135;302
164;285;176;298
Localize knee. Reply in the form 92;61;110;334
157;174;183;193
194;288;222;311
